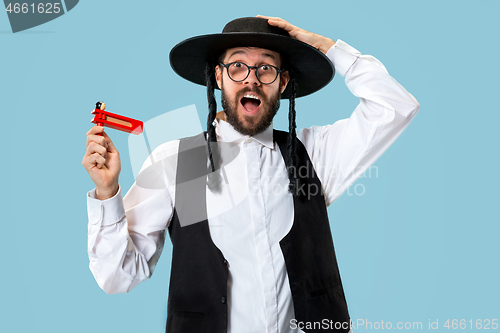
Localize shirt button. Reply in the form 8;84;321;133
246;138;252;143
221;296;226;304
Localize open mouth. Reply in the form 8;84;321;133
240;94;262;114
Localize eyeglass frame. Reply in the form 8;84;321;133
218;62;286;85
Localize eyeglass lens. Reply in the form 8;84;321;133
227;63;278;84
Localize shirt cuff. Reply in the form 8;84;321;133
87;185;126;226
326;39;361;77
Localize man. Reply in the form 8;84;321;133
83;16;419;333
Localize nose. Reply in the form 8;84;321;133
244;67;261;86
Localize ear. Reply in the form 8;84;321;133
215;65;222;89
280;70;290;94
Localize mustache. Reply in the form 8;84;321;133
236;87;265;100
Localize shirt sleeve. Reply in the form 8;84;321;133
297;39;420;207
87;143;177;294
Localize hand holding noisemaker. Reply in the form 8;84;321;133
91;101;143;135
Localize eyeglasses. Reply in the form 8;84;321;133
219;62;285;85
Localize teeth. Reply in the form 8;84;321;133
243;94;260;100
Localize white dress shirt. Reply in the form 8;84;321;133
87;40;420;333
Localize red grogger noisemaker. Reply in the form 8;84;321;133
91;101;143;135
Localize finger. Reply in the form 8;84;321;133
86;125;104;136
256;15;284;26
257;15;292;29
86;133;108;150
257;15;326;52
91;153;106;169
84;152;106;169
86;141;108;160
256;15;282;21
273;23;300;39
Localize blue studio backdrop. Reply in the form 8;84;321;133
1;1;499;332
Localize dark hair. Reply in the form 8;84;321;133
205;63;218;168
286;74;300;197
205;63;222;192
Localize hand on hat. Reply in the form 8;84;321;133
257;15;335;55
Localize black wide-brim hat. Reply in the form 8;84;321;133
169;17;334;99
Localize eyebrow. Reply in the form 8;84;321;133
226;50;278;63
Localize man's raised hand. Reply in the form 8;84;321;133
82;126;121;200
257;15;335;55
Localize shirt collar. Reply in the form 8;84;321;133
215;118;275;149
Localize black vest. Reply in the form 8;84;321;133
166;130;350;333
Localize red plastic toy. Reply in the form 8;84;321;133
91;101;143;135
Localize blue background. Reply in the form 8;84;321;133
1;1;498;332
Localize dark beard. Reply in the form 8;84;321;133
221;84;281;137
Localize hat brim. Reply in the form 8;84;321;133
169;32;334;99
